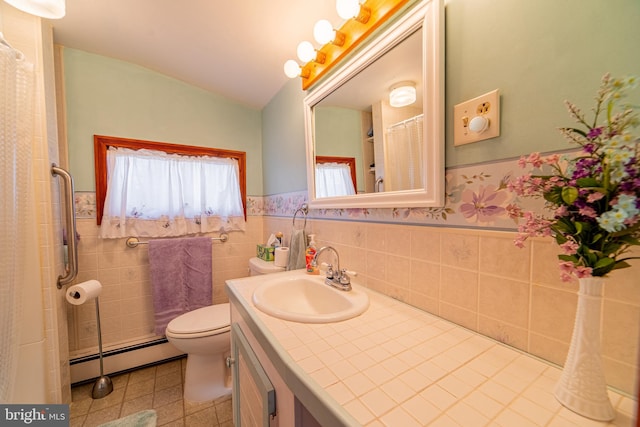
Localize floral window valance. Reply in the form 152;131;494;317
99;147;245;238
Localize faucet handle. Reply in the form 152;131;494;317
325;264;334;279
339;269;350;285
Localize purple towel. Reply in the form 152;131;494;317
148;237;213;335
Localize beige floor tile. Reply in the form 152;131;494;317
120;393;154;418
128;365;157;383
155;399;184;426
155;369;182;391
184;407;217;426
89;387;126;412
125;378;155;400
83;405;122;427
153;384;184;408
70;397;92;417
184;399;214;416
214;398;233;423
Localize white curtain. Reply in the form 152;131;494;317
384;115;423;191
100;147;246;238
315;162;356;198
0;36;34;402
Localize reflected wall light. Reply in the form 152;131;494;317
284;0;411;90
389;81;416;107
3;0;65;18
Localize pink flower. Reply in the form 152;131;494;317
555;205;569;217
526;152;544;168
587;192;605;203
506;203;522;219
579;206;597;218
559;240;579;255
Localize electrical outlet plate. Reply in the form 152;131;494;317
453;89;500;146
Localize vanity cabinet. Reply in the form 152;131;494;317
230;303;323;427
230;323;275;426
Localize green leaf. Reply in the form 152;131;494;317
576;178;600;188
594;257;615;269
561;187;579;204
558;255;578;262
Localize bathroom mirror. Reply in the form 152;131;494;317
304;0;444;209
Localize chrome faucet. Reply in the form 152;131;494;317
311;246;351;291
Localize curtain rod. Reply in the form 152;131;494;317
388;113;424;130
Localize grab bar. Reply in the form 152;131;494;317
52;164;78;289
125;233;229;248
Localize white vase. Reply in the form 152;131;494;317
554;276;615;421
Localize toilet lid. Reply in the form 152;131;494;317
166;303;230;335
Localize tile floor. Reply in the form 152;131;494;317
70;357;233;427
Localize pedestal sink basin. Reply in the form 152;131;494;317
252;274;369;323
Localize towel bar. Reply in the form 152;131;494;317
126;233;229;248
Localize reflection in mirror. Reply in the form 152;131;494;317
314;28;423;195
304;0;444;209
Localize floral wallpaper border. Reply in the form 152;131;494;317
76;155;542;231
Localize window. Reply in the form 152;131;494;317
94;135;246;238
315;156;357;198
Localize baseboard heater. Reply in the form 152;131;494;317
70;338;185;386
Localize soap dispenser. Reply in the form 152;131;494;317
305;234;318;274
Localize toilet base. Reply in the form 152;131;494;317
183;352;231;403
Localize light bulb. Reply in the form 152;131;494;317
297;41;316;63
336;0;360;20
3;0;65;18
284;60;301;78
389;83;416;107
314;19;334;45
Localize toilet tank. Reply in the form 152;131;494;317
249;257;285;276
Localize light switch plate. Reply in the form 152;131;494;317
454;89;500;146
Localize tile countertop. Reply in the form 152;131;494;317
225;271;637;427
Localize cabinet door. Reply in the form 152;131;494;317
231;323;276;427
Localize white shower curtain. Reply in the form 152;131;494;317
0;35;35;402
384;115;423;191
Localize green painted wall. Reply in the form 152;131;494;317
263;0;640;195
64;48;263;194
315;107;364;193
261;79;307;195
65;1;640;197
445;0;640;166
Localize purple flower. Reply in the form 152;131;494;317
587;127;603;140
459;185;508;224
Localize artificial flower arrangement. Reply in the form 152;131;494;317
508;73;639;282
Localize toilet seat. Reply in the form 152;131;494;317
166;303;230;339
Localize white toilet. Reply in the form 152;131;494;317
249;256;285;276
165;258;284;403
165;303;231;403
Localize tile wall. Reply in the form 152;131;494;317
263;216;640;397
68;217;261;357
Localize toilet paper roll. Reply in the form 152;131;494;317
66;280;102;305
274;247;289;268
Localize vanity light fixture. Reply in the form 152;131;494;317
283;59;310;79
313;19;346;47
336;0;372;24
297;41;327;64
389;81;416;107
284;0;411;89
3;0;65;18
